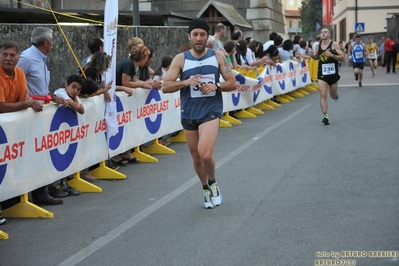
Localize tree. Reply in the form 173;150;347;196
300;0;322;34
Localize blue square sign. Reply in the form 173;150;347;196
355;22;365;33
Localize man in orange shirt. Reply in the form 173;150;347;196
0;41;42;112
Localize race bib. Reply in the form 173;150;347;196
322;63;336;75
190;74;216;98
355;51;363;59
368;53;376;59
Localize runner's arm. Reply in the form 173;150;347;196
215;50;236;92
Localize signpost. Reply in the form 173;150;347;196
355;22;365;33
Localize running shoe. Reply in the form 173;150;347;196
355;73;358;81
333;94;339;102
358;82;362;87
322;114;330;125
0;217;6;225
203;188;214;209
209;182;223;207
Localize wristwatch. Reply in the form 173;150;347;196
216;82;221;91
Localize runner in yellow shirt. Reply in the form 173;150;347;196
365;36;380;77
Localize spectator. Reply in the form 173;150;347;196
52;75;86;196
17;27;66;204
312;35;321;52
278;39;294;62
206;35;215;49
81;51;112;99
153;56;173;81
231;30;243;65
112;44;151;165
245;37;254;45
380;36;386;67
384;35;397;73
307;39;314;54
223;40;238;69
138;46;161;89
80;37;103;66
247;40;270;67
212;23;226;52
293;35;302;51
263;32;278;51
236;40;256;70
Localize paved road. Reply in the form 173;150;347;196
1;65;398;266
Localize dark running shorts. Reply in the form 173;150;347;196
352;62;365;70
181;113;221;130
318;75;341;86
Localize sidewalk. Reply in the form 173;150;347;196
338;64;398;86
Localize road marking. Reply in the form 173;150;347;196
59;104;311;266
340;83;399;87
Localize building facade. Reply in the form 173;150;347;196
333;0;399;42
283;0;302;40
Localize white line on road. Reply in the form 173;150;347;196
59;104;311;266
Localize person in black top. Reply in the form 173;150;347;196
311;28;345;125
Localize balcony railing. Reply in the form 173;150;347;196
287;27;302;33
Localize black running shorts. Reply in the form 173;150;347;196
181;113;221;130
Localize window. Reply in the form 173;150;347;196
289;0;294;5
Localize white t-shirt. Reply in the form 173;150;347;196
246;48;256;65
312;41;319;52
54;88;81;104
263;40;274;52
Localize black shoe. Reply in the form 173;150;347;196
393;71;397;73
62;186;81;196
358;82;362;87
37;196;63;205
49;188;68;198
322;115;330;125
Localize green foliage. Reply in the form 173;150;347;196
300;0;322;34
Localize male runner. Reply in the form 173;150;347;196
311;28;344;125
163;18;236;208
350;35;367;87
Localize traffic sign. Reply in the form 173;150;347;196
355;22;365;33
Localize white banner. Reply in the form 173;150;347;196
104;0;119;137
0;60;310;202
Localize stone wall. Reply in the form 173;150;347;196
0;24;188;91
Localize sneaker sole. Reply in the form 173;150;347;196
211;195;223;207
204;202;215;209
322;118;330;125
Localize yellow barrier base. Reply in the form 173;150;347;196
0;230;8;240
309;82;319;89
221;113;242;124
255;102;275;110
297;88;309;95
68;172;102;193
1;194;53;219
304;85;318;92
266;99;281;108
167;130;186;143
246;106;264;115
142;139;176;155
132;147;158;163
236;109;257;118
276;95;290;103
90;161;126;180
281;94;295;101
219;119;232;128
289;91;305;98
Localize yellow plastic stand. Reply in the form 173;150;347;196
221;112;242;124
280;94;295;101
90;161;126;180
219;119;232;128
167;130;186;143
68;172;102;192
276;95;291;103
289;91;305;98
297;88;309;95
255;101;275;110
1;194;53;219
142;139;175;155
246;106;264;115
266;99;281;108
132;146;158;163
235;109;257;118
0;230;8;240
304;84;318;92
